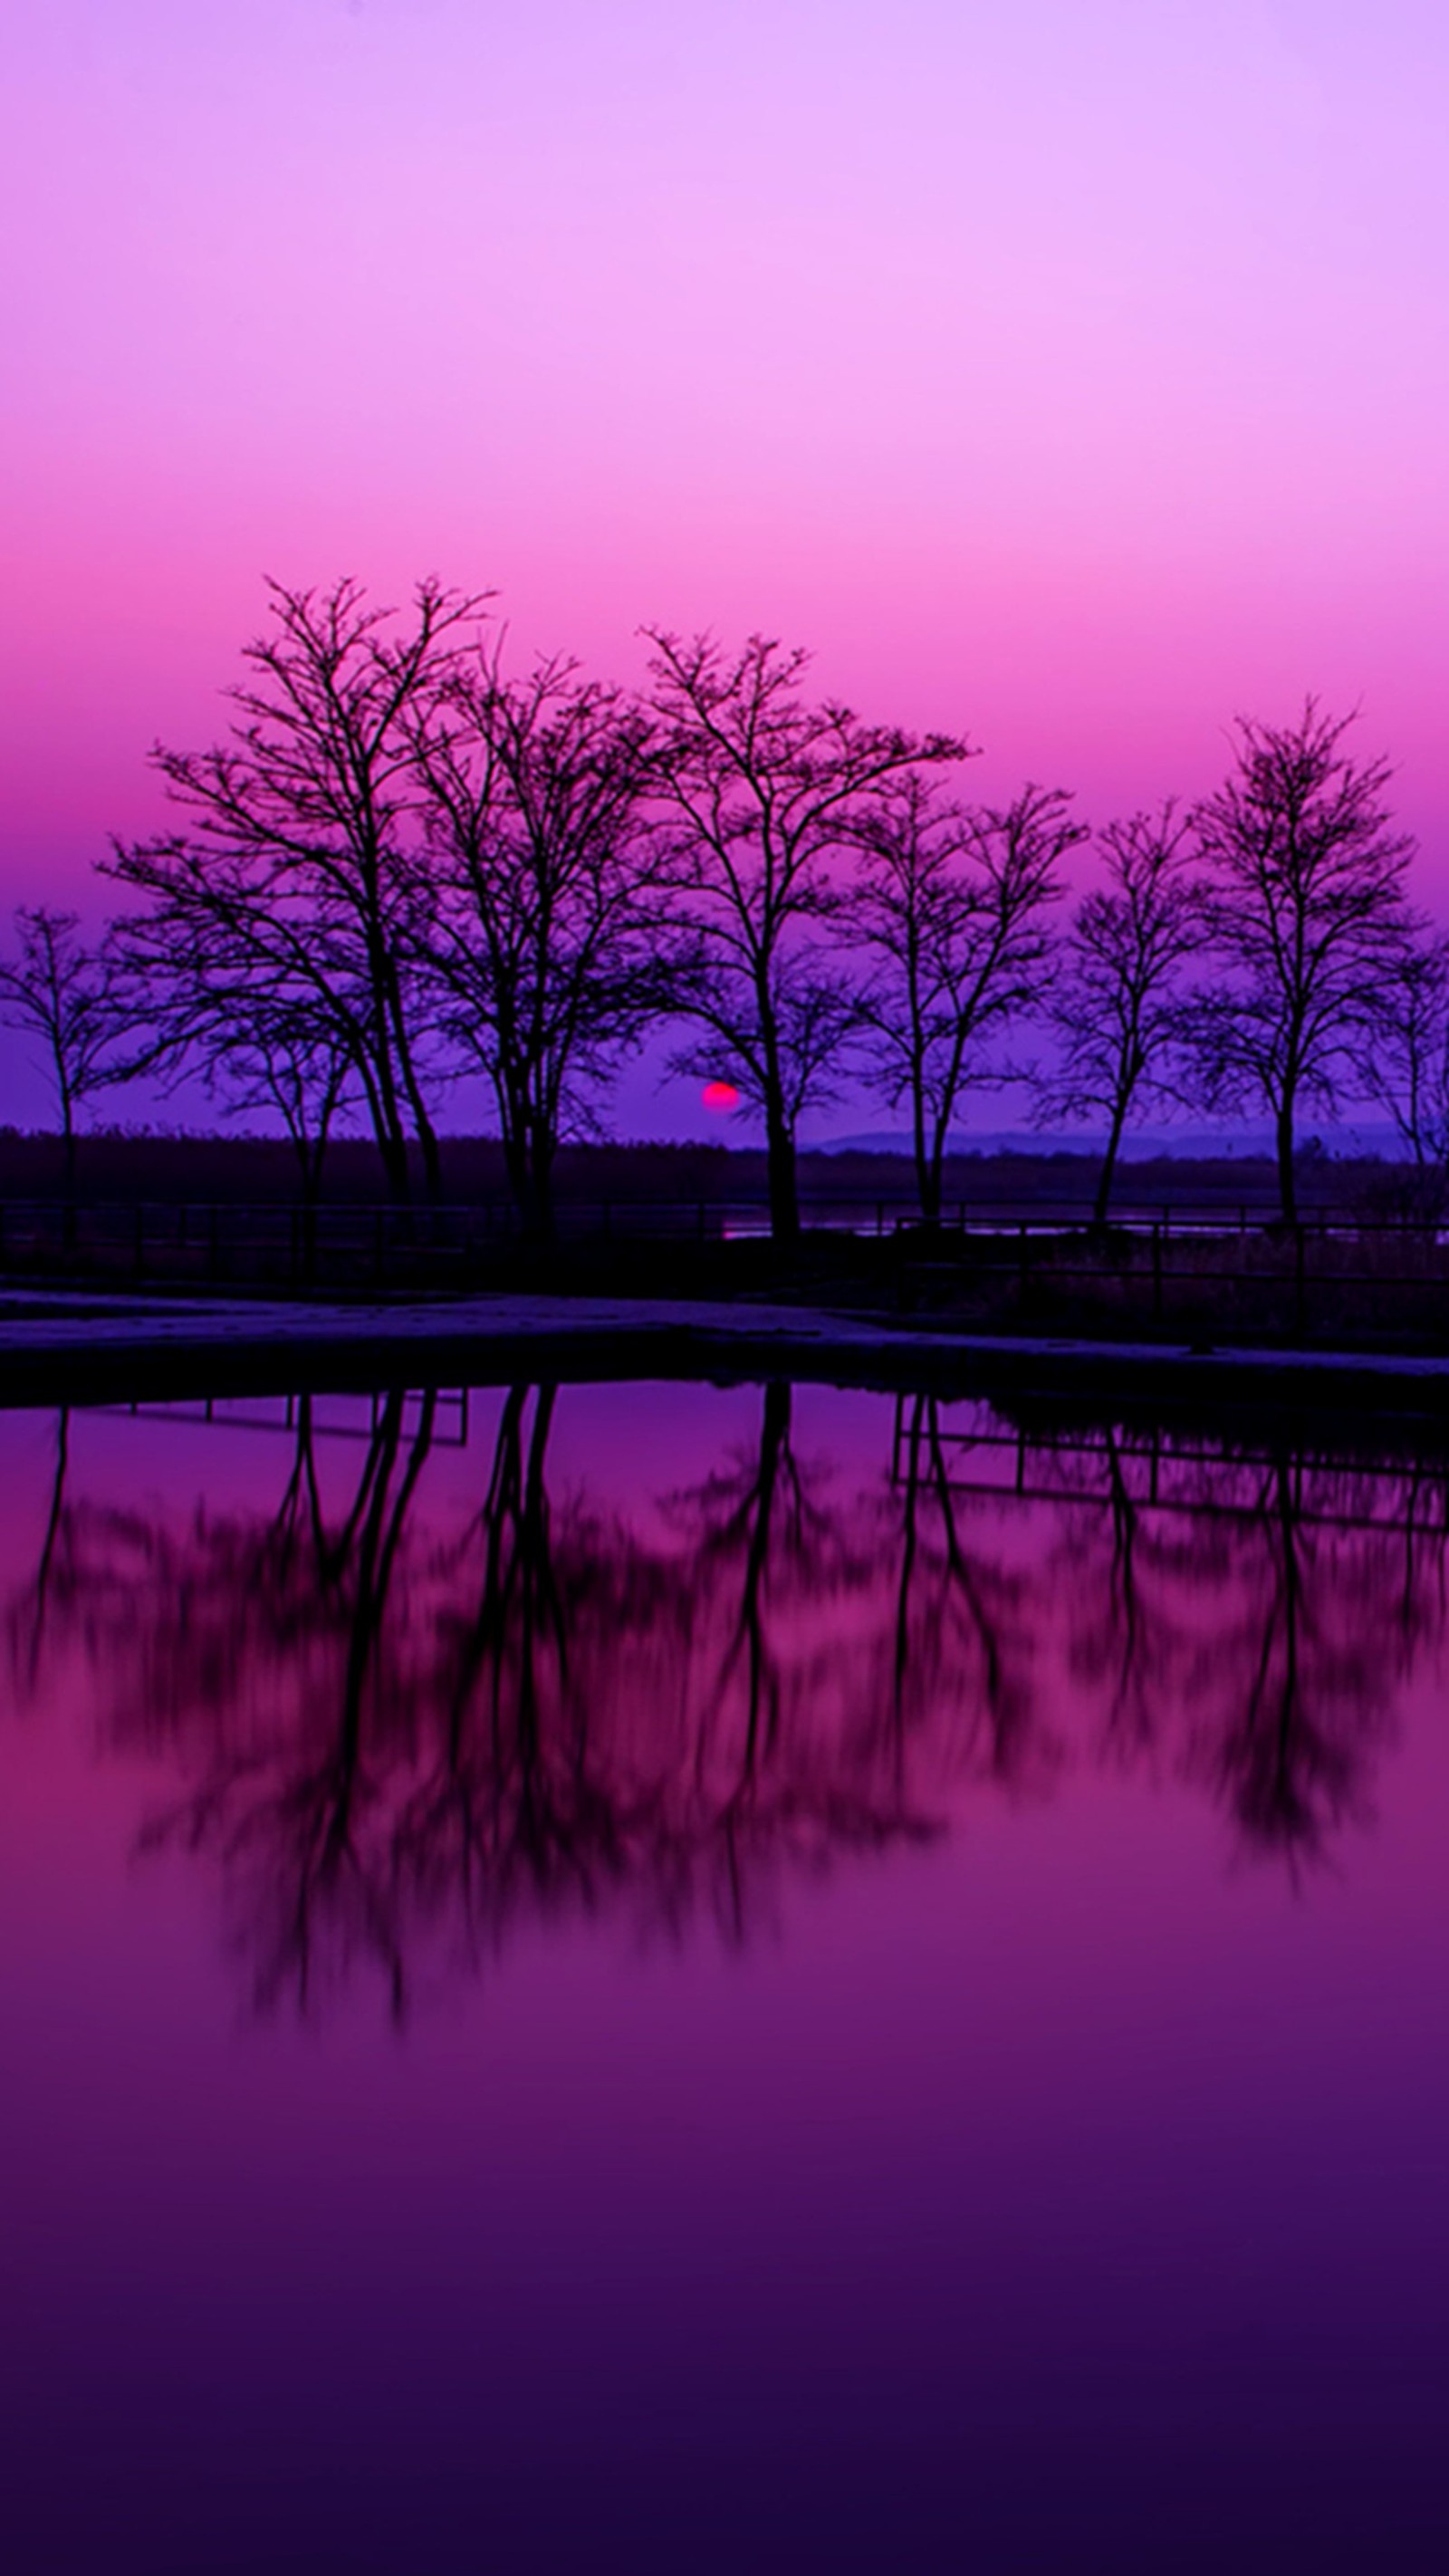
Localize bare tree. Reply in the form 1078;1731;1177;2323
645;631;965;1242
849;776;1078;1223
669;945;862;1177
1034;803;1199;1223
106;576;488;1204
410;647;667;1239
1357;928;1449;1213
109;897;360;1207
202;1007;359;1206
0;906;137;1191
1190;702;1414;1226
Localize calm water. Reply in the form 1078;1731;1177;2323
1;1379;1445;2574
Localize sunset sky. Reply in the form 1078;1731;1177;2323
3;0;1446;1131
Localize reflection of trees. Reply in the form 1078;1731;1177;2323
1032;1422;1445;1865
879;1395;1050;1793
8;1386;953;2013
6;1404;71;1693
134;1389;438;2014
6;1388;1446;2015
657;1380;940;1936
393;1379;695;1949
1052;1424;1200;1763
1179;1449;1409;1865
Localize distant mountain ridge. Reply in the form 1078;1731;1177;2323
812;1122;1406;1161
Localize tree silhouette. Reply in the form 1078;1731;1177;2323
410;648;668;1238
1033;803;1198;1223
849;775;1076;1221
1190;702;1415;1226
645;630;964;1241
0;908;138;1194
1357;927;1449;1216
108;577;488;1204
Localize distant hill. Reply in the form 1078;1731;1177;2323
816;1121;1405;1161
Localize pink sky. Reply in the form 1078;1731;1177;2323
2;0;1446;1129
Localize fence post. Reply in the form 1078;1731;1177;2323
1151;1222;1163;1323
1018;1222;1029;1305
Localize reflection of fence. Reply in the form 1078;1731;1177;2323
896;1403;1449;1536
101;1389;470;1446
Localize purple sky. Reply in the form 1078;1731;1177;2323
2;0;1446;1134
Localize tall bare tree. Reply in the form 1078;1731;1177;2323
849;775;1078;1222
108;894;360;1206
645;631;965;1242
0;906;137;1191
410;647;667;1239
200;1006;358;1207
1356;928;1449;1210
107;576;488;1203
1033;803;1199;1223
1190;701;1414;1226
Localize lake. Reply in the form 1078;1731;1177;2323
1;1379;1445;2572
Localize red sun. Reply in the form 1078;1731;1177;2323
701;1081;740;1113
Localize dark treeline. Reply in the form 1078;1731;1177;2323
6;1384;1434;2020
3;576;1444;1235
0;1128;1377;1216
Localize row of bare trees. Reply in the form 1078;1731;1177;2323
1;575;1442;1233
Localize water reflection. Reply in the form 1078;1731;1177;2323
6;1382;1445;2015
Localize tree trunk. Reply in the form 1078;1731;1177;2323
1275;1096;1298;1228
61;1109;78;1254
921;1112;944;1229
503;1129;536;1238
365;1021;414;1206
532;1129;557;1248
912;1081;935;1226
765;1111;799;1245
1094;1095;1129;1227
376;1123;411;1207
413;1099;445;1205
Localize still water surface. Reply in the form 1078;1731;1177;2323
1;1379;1445;2572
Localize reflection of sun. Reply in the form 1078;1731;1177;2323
701;1081;740;1111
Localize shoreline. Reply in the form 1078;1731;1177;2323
5;1287;1449;1426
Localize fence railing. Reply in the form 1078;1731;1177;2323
0;1195;1446;1343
